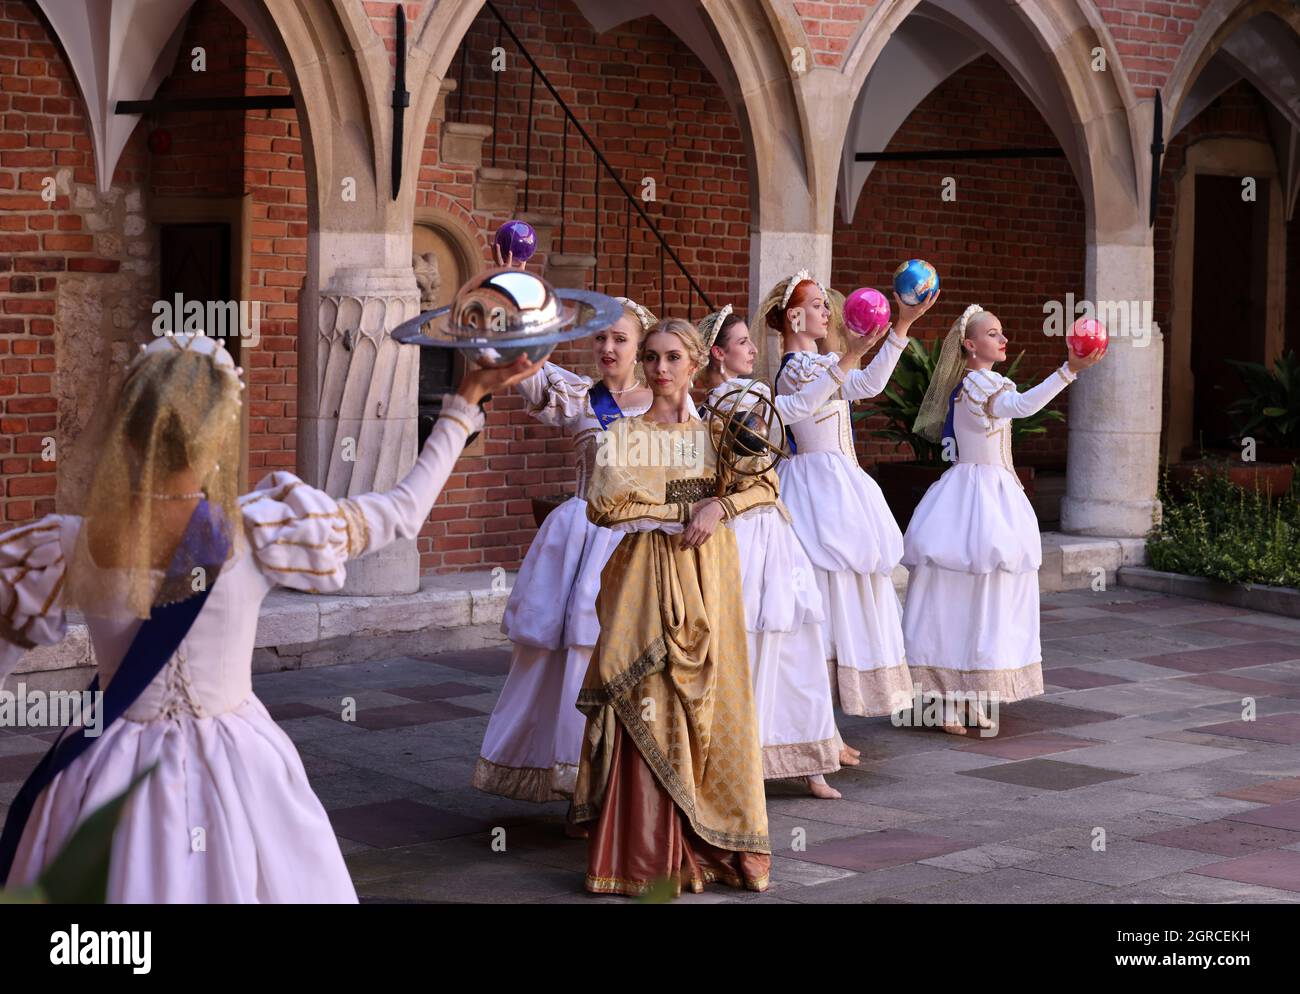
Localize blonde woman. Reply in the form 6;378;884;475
474;298;658;806
902;306;1101;731
570;318;775;897
0;334;535;901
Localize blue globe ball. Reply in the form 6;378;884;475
892;259;939;307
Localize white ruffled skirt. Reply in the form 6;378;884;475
731;507;840;779
901;464;1045;702
477;497;621;801
777;451;911;716
9;696;356;903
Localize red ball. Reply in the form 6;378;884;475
1067;317;1108;358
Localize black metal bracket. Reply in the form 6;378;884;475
1150;90;1165;227
854;147;1065;163
391;4;410;199
114;95;294;114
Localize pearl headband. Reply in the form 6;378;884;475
700;303;734;350
779;269;826;311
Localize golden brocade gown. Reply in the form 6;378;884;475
569;414;778;897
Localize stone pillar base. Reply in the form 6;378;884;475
1060;497;1161;538
340;538;420;596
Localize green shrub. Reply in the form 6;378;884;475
1147;468;1300;587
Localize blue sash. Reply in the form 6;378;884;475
588;381;624;430
0;501;229;884
777;352;799;454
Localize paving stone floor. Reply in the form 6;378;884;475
4;587;1300;903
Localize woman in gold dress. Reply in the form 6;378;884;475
569;318;779;897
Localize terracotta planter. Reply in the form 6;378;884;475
531;493;571;529
1168;459;1295;498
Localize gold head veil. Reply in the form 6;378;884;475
913;303;983;443
65;334;244;619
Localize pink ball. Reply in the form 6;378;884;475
843;287;891;336
1067;317;1108;358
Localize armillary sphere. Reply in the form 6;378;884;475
698;380;790;496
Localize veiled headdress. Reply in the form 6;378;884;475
913;304;983;443
65;334;244;619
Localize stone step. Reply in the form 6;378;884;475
440;121;492;166
474;166;527;212
545;252;596;289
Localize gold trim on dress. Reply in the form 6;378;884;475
665;477;717;505
905;661;1045;704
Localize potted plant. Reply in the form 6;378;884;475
857;338;1063;529
1169;351;1299;498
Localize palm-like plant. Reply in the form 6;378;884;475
853;338;1064;466
1226;350;1300;448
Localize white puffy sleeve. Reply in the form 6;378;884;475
766;364;842;425
241;393;484;591
516;361;593;431
0;515;70;687
839;330;908;401
965;363;1075;421
775;351;833;398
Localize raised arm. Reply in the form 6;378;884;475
515;361;592;431
839;330;908;401
340;393;486;554
984;363;1076;420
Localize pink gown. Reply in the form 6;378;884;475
0;393;484;903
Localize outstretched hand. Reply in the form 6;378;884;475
493;244;527;270
1067;347;1104;374
456;353;544;406
893;288;940;333
843;322;889;361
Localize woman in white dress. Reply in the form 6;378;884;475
0;333;537;902
698;306;883;798
473;298;656;804
902;305;1101;732
766;271;938;718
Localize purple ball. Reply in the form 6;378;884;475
844;287;891;336
494;220;537;264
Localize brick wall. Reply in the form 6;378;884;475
242;34;303;477
415;0;750;571
831;55;1086;470
1095;0;1209;99
0;0;157;524
796;1;879;68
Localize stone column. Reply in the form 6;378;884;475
1060;240;1164;537
299;265;423;594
